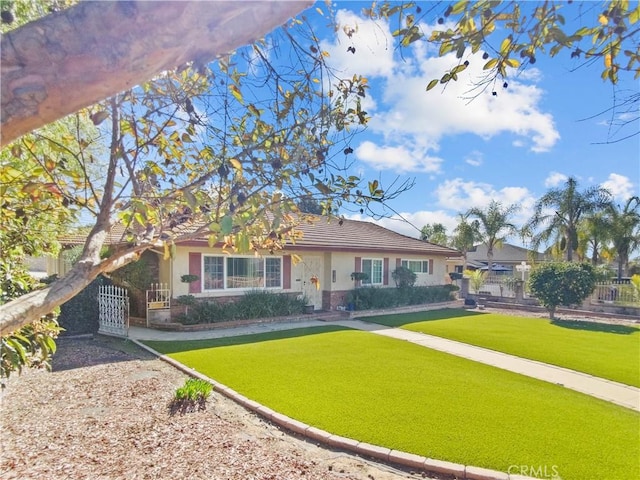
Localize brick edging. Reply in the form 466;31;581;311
131;338;536;480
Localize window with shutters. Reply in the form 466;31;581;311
401;259;431;274
202;255;282;291
361;258;383;285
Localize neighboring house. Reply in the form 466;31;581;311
47;227;129;277
51;217;461;313
448;242;550;277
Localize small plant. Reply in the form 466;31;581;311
180;274;199;284
350;271;369;284
392;266;416;288
169;378;213;415
176;294;197;316
464;269;486;294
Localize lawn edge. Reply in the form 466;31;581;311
132;338;538;480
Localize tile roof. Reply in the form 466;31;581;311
287;217;460;257
58;216;461;257
58;224;129;246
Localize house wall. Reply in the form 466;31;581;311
328;252;449;288
163;245;452;311
168;245;299;299
157;251;171;286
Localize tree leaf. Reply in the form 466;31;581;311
505;58;520;68
500;37;512;55
451;0;468;15
229;85;243;103
221;215;233;235
483;58;499;70
229;158;243;172
183;189;197;209
90;111;109;126
426;79;439;91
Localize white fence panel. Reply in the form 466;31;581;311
591;282;639;306
479;275;517;298
98;285;129;337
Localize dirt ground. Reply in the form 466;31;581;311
0;335;432;480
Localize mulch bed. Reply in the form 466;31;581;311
0;335;427;480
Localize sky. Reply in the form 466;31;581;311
303;1;639;246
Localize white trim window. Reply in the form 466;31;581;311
361;258;383;285
203;255;282;291
203;256;224;290
401;259;431;274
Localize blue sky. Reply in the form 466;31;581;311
304;2;639;244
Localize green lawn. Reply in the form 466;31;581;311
145;326;640;480
363;309;640;387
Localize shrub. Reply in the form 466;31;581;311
391;266;417;288
631;275;640;302
176;290;307;325
529;262;596;319
345;285;454;310
57;275;111;335
1;264;61;380
169;378;213;415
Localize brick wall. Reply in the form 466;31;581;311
322;290;350;310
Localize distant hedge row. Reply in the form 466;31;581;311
345;285;458;311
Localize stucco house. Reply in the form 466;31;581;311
448;242;551;278
52;216;461;313
168;217;461;311
470;243;550;269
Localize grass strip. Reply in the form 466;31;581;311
145;326;639;480
363;309;640;387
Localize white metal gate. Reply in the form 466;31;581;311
98;285;129;337
146;283;171;326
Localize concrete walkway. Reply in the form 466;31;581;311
128;318;640;412
333;320;640;412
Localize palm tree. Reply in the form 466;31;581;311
526;177;611;262
606;196;640;280
420;223;449;246
467;201;519;275
578;212;610;265
451;213;480;271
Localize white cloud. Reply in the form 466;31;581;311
544;171;568;188
602;173;635;200
355;140;443;173
516;68;543;82
321;11;560;163
320;9;396;78
434;178;535;225
464;150;483;167
346;210;458;239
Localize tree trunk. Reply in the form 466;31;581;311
1;0;311;146
617;257;625;281
0;247;144;337
487;247;494;276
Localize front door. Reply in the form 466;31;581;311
301;255;323;310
